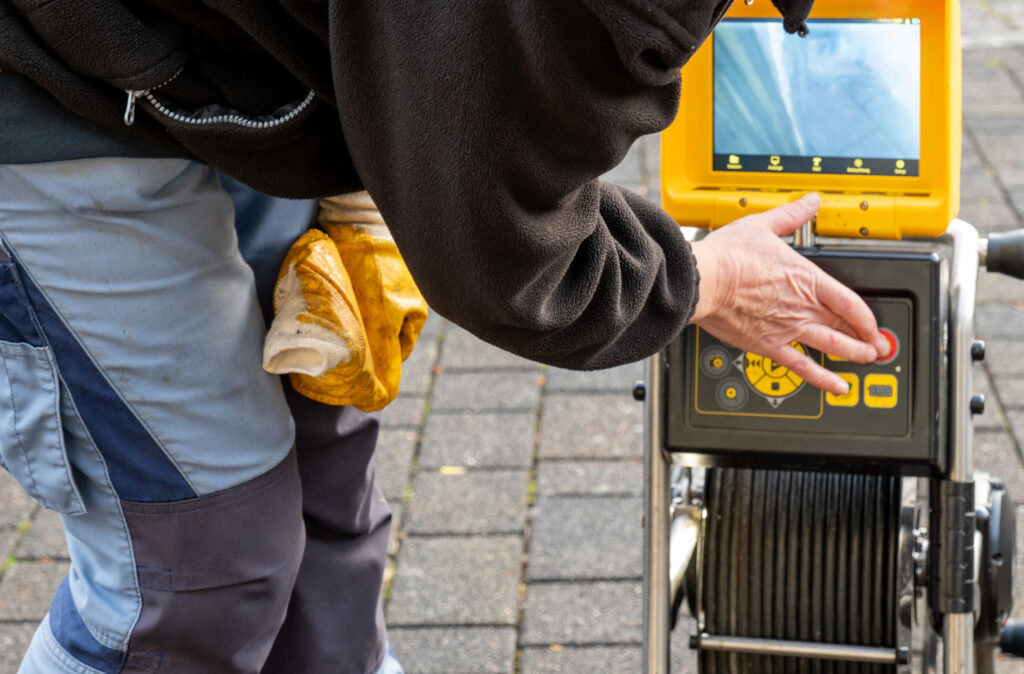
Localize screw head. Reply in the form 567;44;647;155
860;201;869;211
859;227;870;237
971;394;986;415
971;340;986;362
739;197;747;207
632;380;646;401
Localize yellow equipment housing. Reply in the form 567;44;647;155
661;0;961;239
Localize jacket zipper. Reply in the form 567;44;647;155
124;67;184;126
124;67;316;130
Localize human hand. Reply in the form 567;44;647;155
689;193;890;396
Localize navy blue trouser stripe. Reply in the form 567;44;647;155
49;580;125;673
11;250;197;503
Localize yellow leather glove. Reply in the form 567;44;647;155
262;193;428;412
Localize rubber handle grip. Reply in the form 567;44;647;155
1002;620;1024;657
987;229;1024;279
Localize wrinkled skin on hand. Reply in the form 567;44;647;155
689;193;890;396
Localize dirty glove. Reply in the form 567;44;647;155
263;192;428;411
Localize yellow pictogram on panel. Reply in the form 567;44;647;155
744;342;806;398
864;374;898;409
826;373;860;407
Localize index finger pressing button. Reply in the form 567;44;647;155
875;328;900;364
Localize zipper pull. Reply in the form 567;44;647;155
124;90;143;126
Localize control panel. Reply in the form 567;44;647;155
691;297;911;437
665;245;947;472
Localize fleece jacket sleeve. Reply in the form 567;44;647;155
328;1;727;370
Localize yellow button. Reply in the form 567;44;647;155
826;354;847;362
826;373;859;407
744;343;806;398
864;374;898;409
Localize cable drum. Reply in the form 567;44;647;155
698;468;901;674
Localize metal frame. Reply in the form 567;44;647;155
643;220;981;673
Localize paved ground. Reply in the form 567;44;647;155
3;3;1024;672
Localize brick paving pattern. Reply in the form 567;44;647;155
3;3;1024;672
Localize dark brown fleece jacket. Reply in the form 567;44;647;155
0;0;811;370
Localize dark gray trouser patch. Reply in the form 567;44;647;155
121;450;304;674
261;384;391;674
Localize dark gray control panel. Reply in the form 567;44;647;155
691;297;911;437
665;247;946;472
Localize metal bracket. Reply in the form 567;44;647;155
929;480;976;614
690;633;910;665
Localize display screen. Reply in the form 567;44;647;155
713;18;921;177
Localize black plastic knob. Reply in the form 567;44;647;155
971;394;986;416
1001;620;1024;657
987;229;1024;279
972;340;986;362
632;380;646;401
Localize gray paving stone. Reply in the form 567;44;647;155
418;412;535;469
440;326;537;370
601;146;642;186
974;370;1008;431
16;509;68;561
415;311;446;344
959;202;1020;233
0;472;36;529
536;459;643;497
1009;187;1024;221
963;138;985;170
545;361;644;394
0;529;18;562
975;430;1024;503
382;395;426;429
1000;162;1024;189
538;394;642;459
0;561;68;621
974;131;1024;165
1005;410;1024;454
963;45;1024;71
996;653;1024;674
988;374;1024;410
406;470;529;535
520;645;641;673
963;168;1005;201
979;306;1024;340
519;615;698;672
987;340;1024;377
528;497;642;581
970;366;1003;426
977;270;1024;305
0;623;36;673
520;581;642;646
964;95;1024;121
400;335;439;398
964;69;1024;105
671;615;700;674
431;372;541;413
389;626;517;674
387;536;522;626
375;428;417;501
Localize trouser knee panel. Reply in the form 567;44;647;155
119;451;304;673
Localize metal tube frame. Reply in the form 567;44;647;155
644;352;672;674
695;635;900;664
943;219;979;674
642;221;982;673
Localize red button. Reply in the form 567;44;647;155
876;328;899;364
